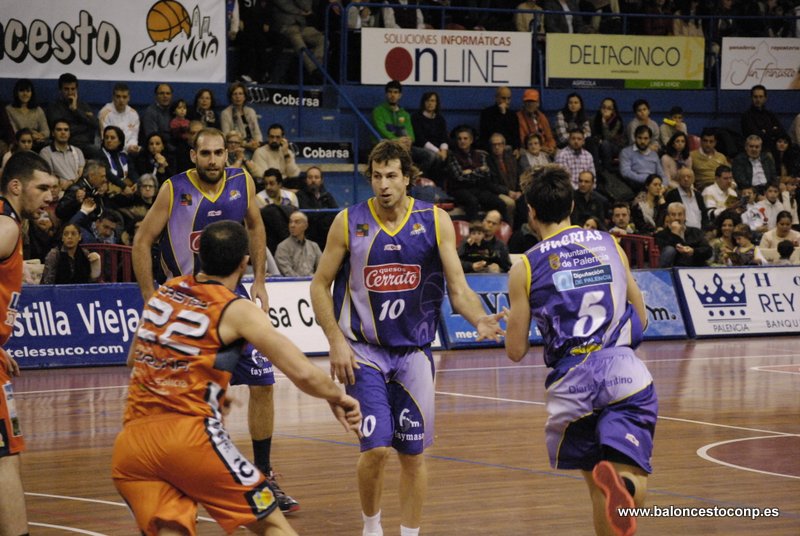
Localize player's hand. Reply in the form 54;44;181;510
251;280;269;312
329;337;359;385
329;394;362;437
475;310;506;342
1;349;20;377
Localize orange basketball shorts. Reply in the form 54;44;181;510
111;413;277;534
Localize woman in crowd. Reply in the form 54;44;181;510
187;88;219;129
518;133;551;174
220;82;262;154
135;133;173;184
41;223;101;284
631;174;667;235
1;128;34;170
5;78;49;148
759;211;800;249
554;93;591;148
708;209;740;265
589;97;626;172
661;132;692;189
771;134;800;179
101;125;138;189
412;91;450;157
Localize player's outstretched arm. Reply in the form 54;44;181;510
309;210;360;385
505;260;532;362
436;208;505;341
222;298;361;435
623;253;648;331
244;171;269;311
132;181;172;301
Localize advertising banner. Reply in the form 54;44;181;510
293;141;354;164
674;266;800;337
6;284;143;369
720;38;800;90
244;86;324;108
440;273;543;349
0;0;226;82
361;28;532;86
631;269;687;339
546;34;705;89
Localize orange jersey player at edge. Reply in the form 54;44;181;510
0;151;57;535
112;220;361;535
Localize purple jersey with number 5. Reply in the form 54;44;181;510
333;198;444;347
523;226;643;368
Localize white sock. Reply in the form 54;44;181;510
400;526;420;536
362;511;383;536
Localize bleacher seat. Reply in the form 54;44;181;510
452;220;470;248
618;234;660;269
84;244;134;283
495;222;512;244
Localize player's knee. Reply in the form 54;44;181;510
249;384;274;401
363;446;391;464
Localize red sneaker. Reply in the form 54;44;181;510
592;461;637;536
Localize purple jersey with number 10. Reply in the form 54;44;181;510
522;226;643;369
333;198;444;348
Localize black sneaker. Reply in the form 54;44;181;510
266;471;300;514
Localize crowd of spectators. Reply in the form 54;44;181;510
362;80;799;267
0;74;342;283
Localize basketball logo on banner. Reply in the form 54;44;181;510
131;0;221;74
147;0;192;43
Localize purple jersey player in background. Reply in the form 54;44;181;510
505;166;657;536
311;140;505;536
132;128;300;513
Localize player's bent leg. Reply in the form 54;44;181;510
0;454;28;536
156;522;191;536
245;507;298;536
397;452;427;530
358;447;391;516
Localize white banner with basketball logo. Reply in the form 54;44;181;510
0;0;226;82
674;266;800;337
360;28;532;86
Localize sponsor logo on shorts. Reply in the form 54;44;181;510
395;408;424;442
363;264;420;293
625;433;640;447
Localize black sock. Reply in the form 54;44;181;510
622;476;636;498
253;437;272;474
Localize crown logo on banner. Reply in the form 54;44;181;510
687;273;747;318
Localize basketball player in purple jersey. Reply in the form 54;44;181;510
505;166;657;536
132;128;299;512
310;140;505;536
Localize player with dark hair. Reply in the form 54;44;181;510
505;166;657;536
114;220;361;535
0;151;56;535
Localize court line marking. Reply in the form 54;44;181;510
434;390;798;437
26;492;216;524
15;351;799;396
750;365;800;375
697;435;800;480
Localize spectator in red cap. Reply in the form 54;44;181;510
517;88;556;157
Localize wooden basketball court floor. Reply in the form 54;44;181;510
12;336;800;535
